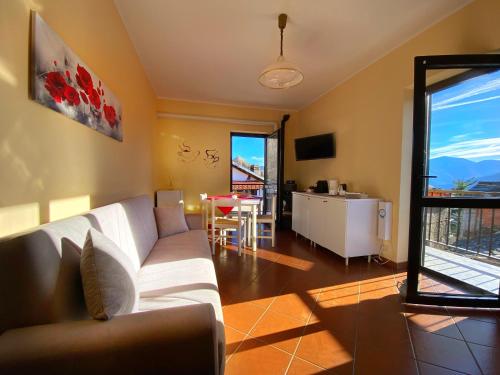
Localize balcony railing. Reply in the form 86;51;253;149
424;189;500;265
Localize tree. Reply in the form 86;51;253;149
452;177;476;191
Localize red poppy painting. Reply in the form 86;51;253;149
30;12;123;141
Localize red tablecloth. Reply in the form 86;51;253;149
208;194;259;215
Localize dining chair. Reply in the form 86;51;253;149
255;194;277;247
208;197;246;256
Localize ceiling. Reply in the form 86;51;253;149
115;0;471;110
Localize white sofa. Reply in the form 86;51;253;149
0;195;224;374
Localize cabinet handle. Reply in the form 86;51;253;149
323;200;328;203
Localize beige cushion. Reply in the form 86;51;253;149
80;228;138;320
154;205;189;238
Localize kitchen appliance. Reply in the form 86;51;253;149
314;180;329;193
328;179;339;195
378;201;392;240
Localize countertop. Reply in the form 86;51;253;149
292;191;379;201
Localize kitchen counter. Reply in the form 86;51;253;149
292;191;378;201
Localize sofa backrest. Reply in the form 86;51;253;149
0;195;158;333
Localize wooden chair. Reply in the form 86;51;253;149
255;195;276;247
201;195;246;255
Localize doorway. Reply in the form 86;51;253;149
230;131;281;216
407;54;500;307
230;133;266;198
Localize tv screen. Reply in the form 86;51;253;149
295;133;335;161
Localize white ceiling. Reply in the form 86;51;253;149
115;0;470;110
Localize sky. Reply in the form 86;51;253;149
232;135;265;167
429;69;500;162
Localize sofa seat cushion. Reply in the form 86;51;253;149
137;230;222;322
137;229;225;373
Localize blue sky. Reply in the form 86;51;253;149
232;136;265;167
429;69;500;161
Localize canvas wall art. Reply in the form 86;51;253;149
30;12;123;141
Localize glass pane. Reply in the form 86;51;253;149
418;206;499;297
424;68;500;198
265;132;279;214
231;135;265;197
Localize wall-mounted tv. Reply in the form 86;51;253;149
295;133;335;161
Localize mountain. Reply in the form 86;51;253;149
428;157;500;189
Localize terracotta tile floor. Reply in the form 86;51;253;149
214;230;499;375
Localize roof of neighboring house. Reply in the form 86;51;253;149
469;181;500;193
232;162;264;182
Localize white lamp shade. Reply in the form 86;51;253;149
259;56;303;89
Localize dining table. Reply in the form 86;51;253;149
204;194;262;252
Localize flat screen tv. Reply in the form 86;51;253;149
295;133;335;161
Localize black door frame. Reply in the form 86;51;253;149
406;54;500;308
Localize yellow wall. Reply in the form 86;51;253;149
154;99;296;211
288;0;500;262
0;0;156;235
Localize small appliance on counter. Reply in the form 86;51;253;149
328;179;339;195
314;180;329;193
338;183;347;196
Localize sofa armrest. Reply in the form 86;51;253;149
185;213;203;230
0;304;218;375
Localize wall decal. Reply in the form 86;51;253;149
203;149;220;168
177;141;200;163
30;12;123;141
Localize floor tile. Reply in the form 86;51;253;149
295;321;354;372
359;274;395;293
225;336;291;375
310;302;358;328
468;342;500;375
286;356;326;374
225;325;246;360
249;310;305;354
446;307;499;324
406;310;462;340
411;329;481;374
269;291;318;322
454;317;499;347
354;337;417;375
357;314;410;348
223;301;266;333
234;283;278;309
418;361;465;375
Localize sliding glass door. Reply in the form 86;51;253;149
407;54;500;307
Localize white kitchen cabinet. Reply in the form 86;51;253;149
292;192;310;238
292;192;379;265
308;195;327;246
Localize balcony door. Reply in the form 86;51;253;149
230;131;281;218
407;54;500;307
